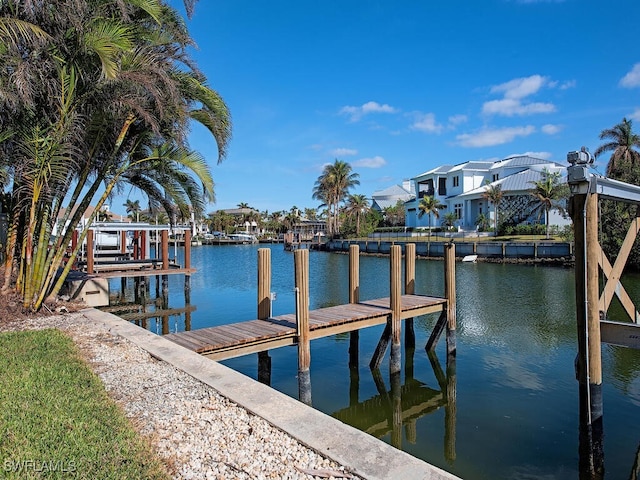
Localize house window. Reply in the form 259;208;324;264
438;177;447;196
492;173;499;182
453;176;459;187
454;203;462;219
479;202;482;214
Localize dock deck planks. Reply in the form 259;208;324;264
164;294;446;360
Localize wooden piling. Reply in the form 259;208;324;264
184;230;191;269
349;245;360;369
118;231;126;254
87;229;94;274
161;230;169;270
390;245;402;375
294;249;312;405
572;191;604;476
445;242;457;357
257;248;272;385
405;243;416;350
258;248;272;320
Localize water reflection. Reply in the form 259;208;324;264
105;276;195;334
333;348;457;462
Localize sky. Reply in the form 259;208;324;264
115;0;640;216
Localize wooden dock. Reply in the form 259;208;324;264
163;243;457;395
165;294;446;361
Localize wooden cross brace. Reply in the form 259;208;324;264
597;212;640;324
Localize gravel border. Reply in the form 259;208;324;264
0;312;360;480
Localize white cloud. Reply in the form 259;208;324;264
490;75;548;99
483;98;555;116
339;101;398;122
456;125;536;147
331;148;357;156
511;151;553;160
410;112;443;134
541;124;563;135
484;74;557;117
353;156;387;168
448;114;468;126
630;108;640;121
620;63;640;88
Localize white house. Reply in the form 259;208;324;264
371;180;415;212
404;155;569;231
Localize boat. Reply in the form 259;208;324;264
226;233;258;244
462;254;478;263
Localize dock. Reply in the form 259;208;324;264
165;294;446;361
164;243;458;405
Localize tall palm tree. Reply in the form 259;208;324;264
529;169;569;239
344;194;370;237
0;0;231;310
312;159;359;236
594;118;640;180
124;199;142;222
417;195;445;247
482;182;504;236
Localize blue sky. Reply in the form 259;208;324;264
132;0;640;216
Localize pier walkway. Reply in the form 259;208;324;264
165;294;446;361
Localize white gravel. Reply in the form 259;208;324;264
1;312;361;480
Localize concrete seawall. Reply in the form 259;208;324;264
324;239;573;263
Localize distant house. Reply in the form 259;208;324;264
404;155;570;231
371;181;415;212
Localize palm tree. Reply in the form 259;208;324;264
124;199;142;222
417;195;445;248
312;160;359;236
344;194;370;237
0;0;231;310
529;169;569;239
442;212;458;232
594;118;640;180
482;182;504;236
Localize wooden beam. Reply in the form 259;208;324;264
349;244;360;369
390;245;402;375
87;229;94;274
598;245;640;323
294;249;312;405
257;248;271;320
405;243;416;349
445;242;456;357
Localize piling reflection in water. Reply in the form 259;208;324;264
333;345;456;462
105;276;195;335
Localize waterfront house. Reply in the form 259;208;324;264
404;155;570;231
370;181;415;212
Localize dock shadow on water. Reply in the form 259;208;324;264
100;244;640;480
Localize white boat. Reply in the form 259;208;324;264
462;254;478;263
227;233;258;244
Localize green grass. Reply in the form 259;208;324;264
0;329;169;480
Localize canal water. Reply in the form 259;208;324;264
108;244;640;480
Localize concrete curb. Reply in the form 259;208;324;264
82;308;461;480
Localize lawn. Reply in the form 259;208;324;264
0;329;169;479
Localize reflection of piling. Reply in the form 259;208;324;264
294;249;312;405
257;248;272;386
445;354;457;463
349;245;360;369
390;370;402;449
